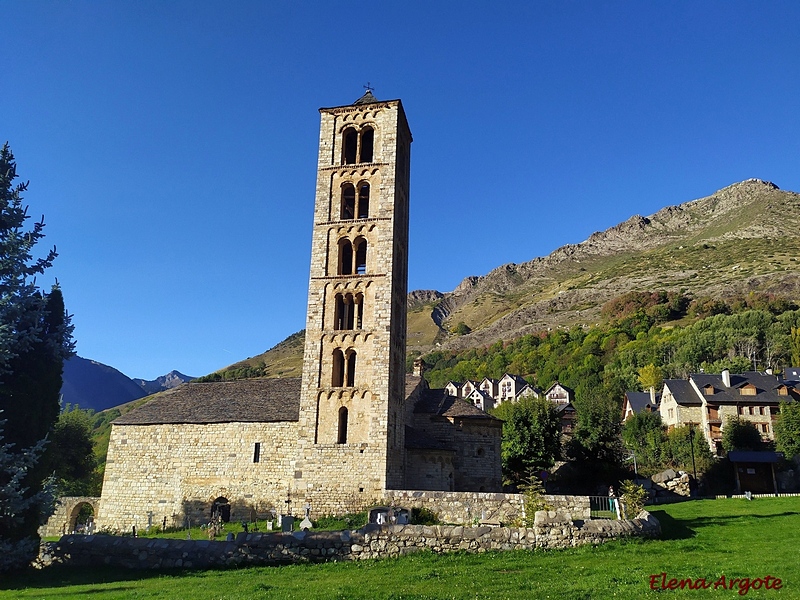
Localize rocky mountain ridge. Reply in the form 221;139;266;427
410;179;800;353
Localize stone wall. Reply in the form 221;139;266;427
40;496;101;538
381;490;590;524
98;422;298;532
39;510;659;570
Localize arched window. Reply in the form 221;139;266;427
338;239;353;275
355;292;364;329
340;184;355;220
354;238;367;275
357;183;370;219
334;293;358;330
337;407;348;444
343;128;357;164
346;350;357;387
332;349;345;387
359;127;374;163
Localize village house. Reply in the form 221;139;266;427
622;388;661;421
659;369;797;454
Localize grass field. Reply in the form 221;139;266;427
2;497;797;599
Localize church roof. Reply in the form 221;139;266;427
112;378;301;425
353;90;379;105
413;387;500;420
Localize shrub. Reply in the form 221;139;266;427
619;480;647;519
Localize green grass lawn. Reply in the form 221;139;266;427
3;497;798;599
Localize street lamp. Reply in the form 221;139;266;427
689;425;698;495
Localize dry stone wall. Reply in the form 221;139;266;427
39;510;660;570
382;490;590;524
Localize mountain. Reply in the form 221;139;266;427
174;179;800;380
132;371;195;395
416;179;800;353
60;356;148;412
60;357;195;412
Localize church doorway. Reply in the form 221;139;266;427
211;497;231;522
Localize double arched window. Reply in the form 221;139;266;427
342;127;375;165
334;292;363;330
340;182;370;220
332;348;357;387
338;238;367;275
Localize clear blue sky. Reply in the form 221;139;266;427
3;1;799;380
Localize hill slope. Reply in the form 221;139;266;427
417;179;800;353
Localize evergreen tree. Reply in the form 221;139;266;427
0;143;73;570
0;419;55;572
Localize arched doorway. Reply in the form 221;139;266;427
211;497;231;523
68;502;95;534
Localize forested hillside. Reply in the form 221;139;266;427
420;291;800;401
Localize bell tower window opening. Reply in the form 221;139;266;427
343;128;357;164
338;239;353;275
355;292;364;329
334;293;361;330
341;184;355;220
346;350;357;387
359;127;374;163
332;348;345;387
357;183;370;218
354;238;367;275
337;407;349;444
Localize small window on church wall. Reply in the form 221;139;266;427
343;128;357;164
332;349;345;387
339;240;353;275
357;183;370;218
253;442;261;463
346;350;357;387
341;184;355;220
354;239;367;275
337;407;348;444
359;127;374;163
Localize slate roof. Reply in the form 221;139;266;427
412;387;500;420
112;378;301;425
353;90;379;105
624;391;660;413
663;379;703;406
690;371;791;405
727;451;783;463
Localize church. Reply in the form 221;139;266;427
97;92;502;529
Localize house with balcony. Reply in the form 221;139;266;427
659;369;798;455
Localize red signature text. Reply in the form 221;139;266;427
649;573;783;595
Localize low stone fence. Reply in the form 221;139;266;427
381;490;590;524
39;510;659;570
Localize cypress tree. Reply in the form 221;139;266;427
0;143;74;571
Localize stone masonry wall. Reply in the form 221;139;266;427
98;422;298;532
39;510;659;570
381;490;590;524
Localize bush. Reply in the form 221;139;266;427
619;480;647;519
410;507;439;525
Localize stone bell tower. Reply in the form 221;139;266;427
294;91;412;512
